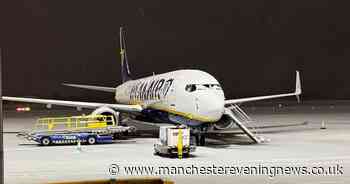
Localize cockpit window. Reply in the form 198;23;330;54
185;84;221;92
185;84;196;92
201;84;221;89
213;84;222;89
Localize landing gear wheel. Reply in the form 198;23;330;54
199;135;206;146
87;136;96;145
40;137;51;146
194;134;206;146
195;135;200;146
122;131;129;136
113;133;121;140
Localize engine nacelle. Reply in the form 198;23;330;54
91;106;120;124
213;114;235;130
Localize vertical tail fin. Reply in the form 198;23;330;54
119;26;132;83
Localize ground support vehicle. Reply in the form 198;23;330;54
154;126;196;158
17;115;136;146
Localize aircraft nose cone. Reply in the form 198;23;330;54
199;93;225;121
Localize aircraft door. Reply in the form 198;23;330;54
167;86;176;109
195;97;199;112
183;84;200;115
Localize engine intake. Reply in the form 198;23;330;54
213;114;234;130
91;106;120;124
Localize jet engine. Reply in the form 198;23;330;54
91;106;120;124
213;114;235;130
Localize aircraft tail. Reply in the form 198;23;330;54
119;26;132;83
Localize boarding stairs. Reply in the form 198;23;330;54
225;104;266;144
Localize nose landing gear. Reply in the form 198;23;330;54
194;134;206;146
192;128;207;146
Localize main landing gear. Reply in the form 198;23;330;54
196;134;206;146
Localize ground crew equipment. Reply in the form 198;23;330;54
154;126;195;158
17;114;136;146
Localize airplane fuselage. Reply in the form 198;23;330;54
2;26;302;146
115;69;225;126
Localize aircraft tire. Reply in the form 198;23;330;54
199;135;206;146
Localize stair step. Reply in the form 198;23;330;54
224;107;262;144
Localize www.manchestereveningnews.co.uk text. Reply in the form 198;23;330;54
108;163;343;177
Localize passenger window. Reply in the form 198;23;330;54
185;84;196;92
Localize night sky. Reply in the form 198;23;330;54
2;1;350;102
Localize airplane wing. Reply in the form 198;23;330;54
225;71;301;105
2;96;143;112
62;83;116;93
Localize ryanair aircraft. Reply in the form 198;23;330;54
3;27;301;145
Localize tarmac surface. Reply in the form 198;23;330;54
3;102;350;184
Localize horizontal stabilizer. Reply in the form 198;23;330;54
62;83;115;93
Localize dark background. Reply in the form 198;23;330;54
1;0;350;102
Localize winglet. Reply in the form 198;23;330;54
295;70;302;103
